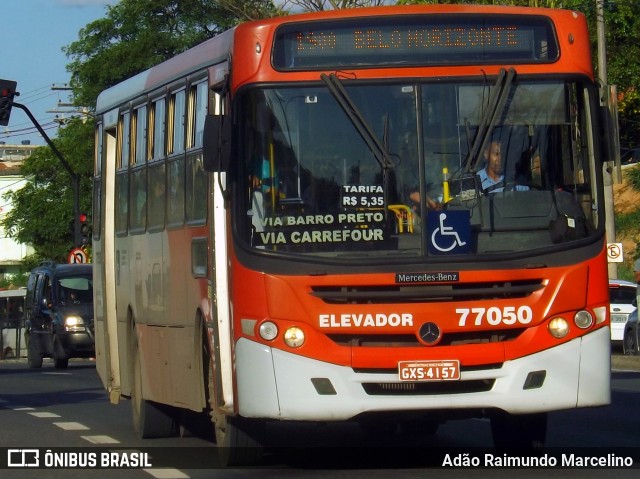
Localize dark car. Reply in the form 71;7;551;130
24;262;94;368
621;147;640;165
623;309;639;356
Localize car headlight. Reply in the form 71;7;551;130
64;316;86;331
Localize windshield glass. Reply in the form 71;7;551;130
609;286;636;305
236;78;599;259
57;275;93;306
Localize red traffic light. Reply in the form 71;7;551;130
0;79;17;127
79;212;88;223
0;79;16;98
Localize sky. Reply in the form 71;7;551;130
2;0;117;146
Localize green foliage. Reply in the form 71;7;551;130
396;1;565;5
620;165;640;264
215;0;283;20
0;273;29;289
614;208;640;237
2;0;285;264
286;0;388;10
7;0;640;270
64;0;240;107
2;119;93;262
625;164;640;193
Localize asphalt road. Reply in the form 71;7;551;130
1;354;640;479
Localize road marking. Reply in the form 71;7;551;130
54;421;90;430
81;435;120;444
13;407;35;411
29;412;61;418
143;469;190;479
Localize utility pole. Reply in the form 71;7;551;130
597;0;618;279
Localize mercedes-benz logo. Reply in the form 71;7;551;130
418;322;442;345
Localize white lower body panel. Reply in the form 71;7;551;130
236;327;611;421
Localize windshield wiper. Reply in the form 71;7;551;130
320;73;394;171
464;67;516;173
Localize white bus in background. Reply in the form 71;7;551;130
0;288;26;359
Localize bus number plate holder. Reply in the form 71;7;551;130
398;360;460;382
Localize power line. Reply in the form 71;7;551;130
0;83;74;143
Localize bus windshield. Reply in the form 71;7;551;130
237;77;599;258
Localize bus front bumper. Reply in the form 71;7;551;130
235;326;611;421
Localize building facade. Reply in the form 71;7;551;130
0;142;36;283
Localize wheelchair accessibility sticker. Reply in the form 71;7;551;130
427;210;471;254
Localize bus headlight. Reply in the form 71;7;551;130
548;317;569;338
574;310;593;329
64;316;85;331
284;327;305;348
259;321;278;341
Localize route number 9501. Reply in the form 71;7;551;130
456;306;533;327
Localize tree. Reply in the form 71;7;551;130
214;0;284;21
283;0;389;10
2;119;93;265
65;0;238;108
8;0;640;264
4;0;248;263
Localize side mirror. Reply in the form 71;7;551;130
203;114;231;173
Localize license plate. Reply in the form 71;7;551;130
398;360;460;382
611;314;628;323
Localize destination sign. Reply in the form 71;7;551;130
273;14;558;70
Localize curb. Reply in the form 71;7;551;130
611;354;640;371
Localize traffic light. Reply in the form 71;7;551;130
0;79;17;127
76;212;91;246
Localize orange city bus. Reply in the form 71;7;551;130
93;5;611;464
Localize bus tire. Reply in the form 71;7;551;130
215;415;264;467
26;334;43;369
53;335;69;369
203;332;263;465
491;411;547;449
131;331;174;438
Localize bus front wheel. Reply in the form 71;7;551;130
214;414;264;466
204;333;263;466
